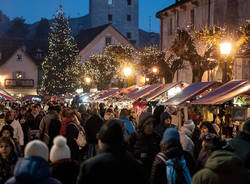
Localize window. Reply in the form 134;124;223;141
0;52;2;60
191;9;195;27
127;32;131;39
105;37;112;46
16;54;22;61
108;0;112;5
127;0;131;5
108;14;112;22
127;15;131;21
15;71;24;79
169;18;173;35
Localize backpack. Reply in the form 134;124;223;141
68;122;87;148
156;152;192;184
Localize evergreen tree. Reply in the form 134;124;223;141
41;6;80;95
34;18;50;40
4;17;28;39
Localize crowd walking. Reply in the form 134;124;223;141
0;99;249;184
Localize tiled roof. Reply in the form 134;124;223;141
75;24;111;50
0;38;48;66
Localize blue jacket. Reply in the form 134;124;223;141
5;156;61;184
119;117;135;137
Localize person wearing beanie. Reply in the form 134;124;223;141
228;120;250;169
5;140;61;184
77;119;146;184
155;111;177;138
150;128;195;184
50;136;79;184
127;111;161;182
179;120;195;157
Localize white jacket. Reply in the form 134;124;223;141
10;119;24;146
179;126;194;157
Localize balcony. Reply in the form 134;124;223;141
5;79;34;88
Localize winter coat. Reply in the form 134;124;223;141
5;156;61;184
119;116;135;137
9;120;24;146
85;115;104;144
26;113;43;130
192;150;250;184
179;126;194;157
50;159;79;184
228;131;250;169
155;124;176;138
128;132;161;180
0;154;17;184
77;145;146;184
39;111;58;143
66;122;80;162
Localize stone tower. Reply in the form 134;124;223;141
89;0;139;47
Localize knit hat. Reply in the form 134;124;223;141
98;119;123;145
50;136;71;162
162;128;180;144
24;140;49;161
0;125;14;137
160;111;172;124
183;120;195;132
243;120;250;134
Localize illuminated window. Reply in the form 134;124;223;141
108;0;112;5
15;71;23;79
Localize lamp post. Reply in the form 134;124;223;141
123;67;132;87
220;42;232;83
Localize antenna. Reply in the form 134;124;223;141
149;16;152;32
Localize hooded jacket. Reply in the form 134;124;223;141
179;126;194;157
192;150;250;184
5;156;61;184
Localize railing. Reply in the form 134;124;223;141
5;79;34;88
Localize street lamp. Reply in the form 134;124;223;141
220;42;232;82
123;67;132;87
85;77;91;84
152;66;158;74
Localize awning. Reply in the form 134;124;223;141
192;80;250;105
126;83;162;100
163;82;217;106
97;88;121;100
143;83;179;101
0;89;15;100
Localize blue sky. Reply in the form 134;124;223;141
0;0;175;33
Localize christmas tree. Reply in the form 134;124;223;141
41;5;80;95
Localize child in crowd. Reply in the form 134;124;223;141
0;137;18;184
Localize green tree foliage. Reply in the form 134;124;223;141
41;6;80;95
138;46;184;83
104;45;135;63
82;55;119;90
34;18;50;40
4;17;28;39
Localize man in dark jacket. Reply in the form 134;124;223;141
228;120;250;169
77;120;146;184
155;111;176;138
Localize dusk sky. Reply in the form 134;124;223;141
0;0;175;33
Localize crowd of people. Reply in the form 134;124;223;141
0;99;249;184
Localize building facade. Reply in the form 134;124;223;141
157;0;250;83
89;0;139;47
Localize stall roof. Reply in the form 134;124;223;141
0;89;15;100
143;83;179;101
126;83;162;100
97;88;121;100
163;82;217;106
192;80;250;105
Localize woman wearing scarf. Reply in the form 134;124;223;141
150;128;195;184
